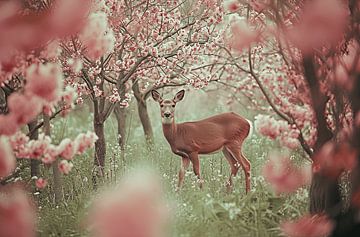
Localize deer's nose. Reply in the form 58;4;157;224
164;112;171;118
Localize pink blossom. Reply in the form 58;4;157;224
49;0;91;37
41;41;62;59
35;178;47;189
262;153;311;194
67;58;83;73
58;160;73;175
313;142;357;178
226;21;261;53
0;187;36;237
224;0;239;13
0;137;16;178
75;132;98;154
281;214;334;237
27;134;51;159
62;86;77;106
93;85;104;97
7;93;43;125
0;115;19;136
57;138;76;160
286;0;348;55
25;63;64;102
88;170;169;237
254;114;283;139
107;88;121;103
80;12;115;60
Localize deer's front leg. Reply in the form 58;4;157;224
177;157;190;190
189;153;203;189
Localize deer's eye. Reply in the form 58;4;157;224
160;104;164;108
172;105;175;108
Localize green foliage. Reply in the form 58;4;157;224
35;107;309;237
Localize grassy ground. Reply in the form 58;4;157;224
30;103;309;237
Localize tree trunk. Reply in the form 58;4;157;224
309;173;342;215
93;110;106;189
44;114;62;204
114;103;127;151
137;99;154;144
132;81;154;146
28;120;40;177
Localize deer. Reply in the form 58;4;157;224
151;89;252;193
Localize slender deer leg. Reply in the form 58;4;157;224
189;153;203;189
177;157;190;190
223;148;240;192
226;144;251;193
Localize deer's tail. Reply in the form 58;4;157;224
246;119;253;138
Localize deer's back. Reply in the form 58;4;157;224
176;112;250;150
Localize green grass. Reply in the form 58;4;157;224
32;105;309;237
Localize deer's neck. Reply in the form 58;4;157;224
162;121;177;146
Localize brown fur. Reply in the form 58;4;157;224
152;90;251;192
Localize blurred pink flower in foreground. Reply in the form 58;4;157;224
226;20;261;53
224;0;240;13
0;187;36;237
0;136;16;178
80;12;115;60
7;93;42;125
25;63;64;103
281;214;334;237
312;142;357;178
286;0;348;55
262;153;311;194
88;170;170;237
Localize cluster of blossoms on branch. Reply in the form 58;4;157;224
9;131;98;174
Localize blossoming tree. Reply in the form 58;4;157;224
223;0;360;235
59;0;230;181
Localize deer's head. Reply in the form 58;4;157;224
151;89;185;124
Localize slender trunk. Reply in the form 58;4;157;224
137;99;154;144
44;114;62;204
132;81;154;145
114;102;127;151
28;120;40;177
93;110;106;189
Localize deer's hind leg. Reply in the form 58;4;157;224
223;147;240;192
225;142;251;193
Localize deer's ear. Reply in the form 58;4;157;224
174;89;185;102
151;90;162;102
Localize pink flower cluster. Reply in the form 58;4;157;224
0;63;64;136
80;12;115;60
35;178;47;189
25;63;64;103
255;114;300;149
0;187;36;237
107;88;121;103
262;153;311;195
88;170;169;237
226;20;261;53
9;131;98;174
